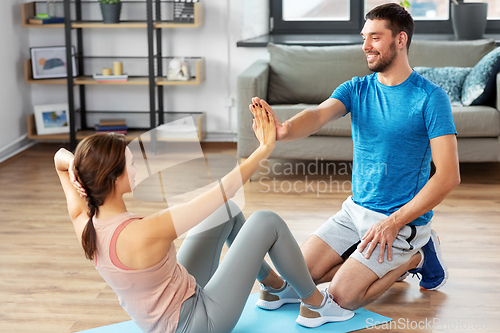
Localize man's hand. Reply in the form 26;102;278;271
251;97;291;141
357;215;401;263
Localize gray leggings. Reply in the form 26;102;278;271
175;203;317;333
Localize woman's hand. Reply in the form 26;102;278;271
68;158;87;198
252;97;290;141
249;100;276;151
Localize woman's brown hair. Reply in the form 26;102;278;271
74;133;127;260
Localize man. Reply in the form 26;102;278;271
253;3;460;319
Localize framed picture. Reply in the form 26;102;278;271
30;46;77;79
34;104;70;135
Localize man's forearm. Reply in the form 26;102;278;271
280;107;325;142
390;172;460;228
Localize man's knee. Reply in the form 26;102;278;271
329;284;361;310
328;259;379;310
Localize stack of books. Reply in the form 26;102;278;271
173;0;199;23
95;119;127;135
29;14;65;25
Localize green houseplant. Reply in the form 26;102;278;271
99;0;122;24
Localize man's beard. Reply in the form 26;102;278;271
367;42;397;73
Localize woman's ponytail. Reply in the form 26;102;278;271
82;199;98;260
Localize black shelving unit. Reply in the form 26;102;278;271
22;0;204;149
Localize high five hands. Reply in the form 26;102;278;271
251;97;291;141
249;99;276;150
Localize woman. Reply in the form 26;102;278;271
55;103;353;333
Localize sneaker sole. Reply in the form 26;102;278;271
420;230;448;291
296;312;355;328
256;298;300;310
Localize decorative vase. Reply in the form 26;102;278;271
451;3;488;40
100;3;122;24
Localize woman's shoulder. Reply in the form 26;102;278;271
116;211;176;270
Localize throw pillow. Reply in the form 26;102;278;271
414;67;472;106
461;47;500;107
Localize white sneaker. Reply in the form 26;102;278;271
296;289;354;328
255;281;300;310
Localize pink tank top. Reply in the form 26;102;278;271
93;212;196;333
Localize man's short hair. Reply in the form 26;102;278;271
365;3;415;51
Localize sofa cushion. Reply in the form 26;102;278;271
272;104;352;137
267;43;371;105
273;104;499;139
452;106;500;138
461;47;500;107
414;67;472;105
409;39;496;68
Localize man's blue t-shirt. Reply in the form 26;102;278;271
331;70;457;226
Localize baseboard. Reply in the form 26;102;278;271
0;135;36;165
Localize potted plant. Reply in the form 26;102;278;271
451;0;488;40
99;0;122;24
400;0;488;40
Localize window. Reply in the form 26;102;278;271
271;0;500;34
271;0;362;34
365;0;449;21
282;0;350;21
469;0;500;19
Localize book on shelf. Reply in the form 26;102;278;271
95;125;128;132
96;130;128;135
95;118;128;134
93;74;129;82
29;17;65;25
99;119;127;127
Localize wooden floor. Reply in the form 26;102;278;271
1;143;499;333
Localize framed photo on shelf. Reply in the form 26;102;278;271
30;46;77;79
34;104;70;135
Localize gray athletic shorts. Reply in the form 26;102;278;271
313;196;431;278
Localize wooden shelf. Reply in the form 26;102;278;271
27;113;206;142
71;22;148;29
27;114;142;141
74;76;150;85
22;2;204;29
21;2;62;28
25;58;205;86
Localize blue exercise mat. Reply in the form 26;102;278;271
79;293;392;333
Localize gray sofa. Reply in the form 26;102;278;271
237;39;500;162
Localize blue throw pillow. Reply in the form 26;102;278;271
461;47;500;107
414;67;472;106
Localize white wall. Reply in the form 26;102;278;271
0;0;33;162
0;0;272;160
26;0;271;137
